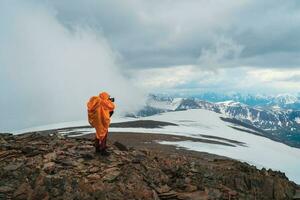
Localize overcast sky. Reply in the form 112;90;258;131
48;0;300;93
1;0;300;131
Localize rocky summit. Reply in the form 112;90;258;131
0;133;299;200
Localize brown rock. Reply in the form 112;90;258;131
152;190;160;200
185;177;192;184
0;185;13;193
13;183;33;200
178;190;209;200
208;188;223;199
31;186;49;200
156;184;171;194
102;167;121;182
113;149;125;155
43;162;56;174
21;145;41;156
3;162;23;171
51;188;61;197
87;173;101;180
76;144;94;151
185;184;198;192
78;180;94;194
35;174;46;186
273;179;293;200
89;166;100;173
43;152;57;161
261;177;274;199
91;182;105;191
158;190;178;199
79;152;94;159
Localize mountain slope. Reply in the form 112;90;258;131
194;92;300;110
133;95;300;148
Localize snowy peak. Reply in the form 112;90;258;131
216;100;248;107
131;94;300;148
194;92;300;110
275;94;298;105
175;98;201;110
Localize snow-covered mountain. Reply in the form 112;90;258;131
129;94;300;148
194;92;300;110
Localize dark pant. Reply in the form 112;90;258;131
95;133;108;152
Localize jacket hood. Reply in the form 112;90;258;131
99;92;110;100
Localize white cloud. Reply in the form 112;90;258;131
0;1;145;131
197;36;244;69
246;68;300;92
132;66;300;95
247;69;300;82
132;65;194;89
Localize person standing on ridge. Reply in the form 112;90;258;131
87;92;115;156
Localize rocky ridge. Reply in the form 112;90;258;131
0;133;299;200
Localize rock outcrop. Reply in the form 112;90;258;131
0;133;299;200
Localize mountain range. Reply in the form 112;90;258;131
128;93;300;148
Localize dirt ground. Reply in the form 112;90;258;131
81;132;231;161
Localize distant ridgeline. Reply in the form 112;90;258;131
126;93;300;148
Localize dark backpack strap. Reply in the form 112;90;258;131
109;111;114;117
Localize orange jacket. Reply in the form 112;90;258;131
87;92;115;140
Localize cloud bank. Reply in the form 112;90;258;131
48;0;300;69
46;0;300;94
0;1;145;131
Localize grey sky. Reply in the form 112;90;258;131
47;0;300;69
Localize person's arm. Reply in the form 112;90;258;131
101;100;115;111
107;101;115;111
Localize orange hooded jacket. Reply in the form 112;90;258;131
87;92;115;140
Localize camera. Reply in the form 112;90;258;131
109;97;115;102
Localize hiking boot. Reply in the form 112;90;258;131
95;138;100;153
100;149;110;156
95;147;101;153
